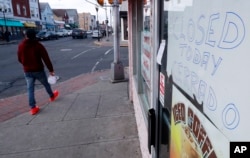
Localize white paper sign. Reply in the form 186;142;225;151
167;0;250;141
157;40;166;65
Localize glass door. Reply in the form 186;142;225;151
155;1;171;157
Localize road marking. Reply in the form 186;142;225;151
60;48;72;51
71;48;96;60
105;48;113;55
91;48;113;72
91;58;103;72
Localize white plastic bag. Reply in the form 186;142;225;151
48;75;59;84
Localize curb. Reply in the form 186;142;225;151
0;69;110;122
0;40;18;45
94;40;128;47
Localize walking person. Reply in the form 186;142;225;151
4;30;11;42
17;29;59;115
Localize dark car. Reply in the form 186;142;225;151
36;31;58;40
72;28;87;39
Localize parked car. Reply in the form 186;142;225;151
56;30;64;37
86;30;92;35
56;29;68;37
92;30;103;38
67;29;73;36
72;28;87;39
36;31;58;40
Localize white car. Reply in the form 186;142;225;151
86;30;92;35
67;30;73;36
56;30;64;37
56;29;68;37
92;30;102;38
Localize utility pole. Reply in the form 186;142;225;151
110;0;125;82
104;3;109;41
1;7;7;31
110;8;112;29
95;7;100;41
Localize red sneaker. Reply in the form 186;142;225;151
30;106;40;115
50;90;59;102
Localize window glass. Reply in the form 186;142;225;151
139;0;152;108
17;4;21;15
23;6;27;16
36;8;39;17
30;8;34;17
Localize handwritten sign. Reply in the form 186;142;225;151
167;0;250;141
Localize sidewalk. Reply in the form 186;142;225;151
0;69;142;158
94;35;128;47
0;40;19;45
0;38;141;157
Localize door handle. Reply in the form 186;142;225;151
148;108;156;153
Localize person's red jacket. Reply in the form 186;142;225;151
17;39;54;73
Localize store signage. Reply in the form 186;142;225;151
170;86;228;158
159;72;165;105
141;31;151;88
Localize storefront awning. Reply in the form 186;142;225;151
45;23;55;28
23;22;36;28
54;20;65;24
0;19;23;27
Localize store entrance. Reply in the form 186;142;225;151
155;2;171;157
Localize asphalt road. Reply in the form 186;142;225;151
0;36;128;99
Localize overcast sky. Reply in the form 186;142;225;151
39;0;109;22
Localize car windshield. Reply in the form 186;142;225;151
37;31;46;35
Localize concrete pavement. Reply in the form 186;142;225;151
0;69;142;158
94;35;128;47
0;38;141;157
0;40;19;45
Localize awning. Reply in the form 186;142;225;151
23;22;36;28
0;19;23;27
54;20;65;24
35;21;42;26
45;23;55;28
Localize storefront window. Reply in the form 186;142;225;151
30;8;35;17
139;0;152;109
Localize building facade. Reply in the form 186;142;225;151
0;0;40;40
66;9;79;28
78;12;94;30
53;9;79;29
40;2;55;30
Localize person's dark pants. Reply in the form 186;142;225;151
24;71;54;108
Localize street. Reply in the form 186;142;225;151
0;36;128;99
